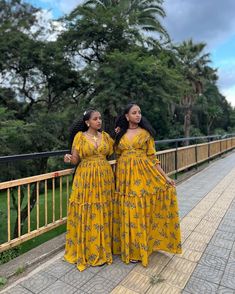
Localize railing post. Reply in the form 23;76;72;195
208;138;210;163
195;140;198;170
175;141;178;180
220;135;222;156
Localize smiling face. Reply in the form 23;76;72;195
125;104;142;124
86;111;102;130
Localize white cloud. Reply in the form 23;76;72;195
221;86;235;106
217;65;235;106
29;9;66;41
58;0;83;14
163;0;235;106
163;0;235;49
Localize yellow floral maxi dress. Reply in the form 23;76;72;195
64;131;114;271
112;129;182;266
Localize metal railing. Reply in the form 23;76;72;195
0;134;235;253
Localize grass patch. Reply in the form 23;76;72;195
0;247;20;265
0;276;7;286
15;266;26;275
150;274;165;285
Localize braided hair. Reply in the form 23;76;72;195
69;109;100;150
115;103;155;146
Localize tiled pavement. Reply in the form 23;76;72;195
1;152;235;294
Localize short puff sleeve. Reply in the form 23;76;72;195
72;132;83;153
103;132;114;156
146;136;160;165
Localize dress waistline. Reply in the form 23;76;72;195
120;149;146;157
81;155;106;161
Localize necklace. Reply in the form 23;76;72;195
86;132;99;142
128;126;139;129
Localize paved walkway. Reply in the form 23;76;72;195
1;152;235;294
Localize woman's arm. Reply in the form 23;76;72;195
64;149;80;165
155;164;175;186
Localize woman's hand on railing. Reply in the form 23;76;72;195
165;176;175;187
64;154;72;163
115;127;121;134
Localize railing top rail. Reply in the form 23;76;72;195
157;134;235;144
1;134;235;163
0;150;69;163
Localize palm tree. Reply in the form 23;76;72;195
173;39;217;143
74;0;169;40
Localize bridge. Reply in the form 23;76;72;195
0;136;235;293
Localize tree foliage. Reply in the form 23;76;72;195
0;0;234;177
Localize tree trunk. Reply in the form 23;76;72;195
103;109;115;137
184;107;192;146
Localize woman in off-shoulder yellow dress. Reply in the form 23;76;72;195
113;103;182;266
64;110;114;271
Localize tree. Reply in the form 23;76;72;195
83;0;168;35
173;39;217;143
84;48;184;136
60;0;168;67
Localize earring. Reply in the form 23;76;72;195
87;123;90;127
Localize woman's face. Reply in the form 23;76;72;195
126;105;142;124
86;111;102;130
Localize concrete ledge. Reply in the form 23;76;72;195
0;233;65;279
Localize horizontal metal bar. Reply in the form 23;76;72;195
0;150;69;163
1;134;235;163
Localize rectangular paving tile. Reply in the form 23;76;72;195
98;263;133;284
204;244;231;259
220;274;235;290
160;267;191;289
20;272;57;293
186;231;212;244
146;282;181;294
181;230;192;242
218;224;235;234
133;252;171;276
166;256;196;275
121;271;150;293
217;286;235;293
60;268;94;288
191;264;223;284
183;239;207;252
199;253;227;271
210;237;234;250
184;276;219;294
220;219;235;227
194;220;217;234
179;248;203;263
3;285;33;294
111;285;138;293
40;259;74;278
228;250;235;262
213;230;235;242
224;261;235;278
39;280;77;294
80;274;117;294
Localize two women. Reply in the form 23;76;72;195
64;103;181;271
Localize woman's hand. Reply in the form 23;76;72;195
64;154;72;163
115;126;121;134
165;176;175;187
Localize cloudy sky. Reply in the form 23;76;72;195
24;0;235;106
